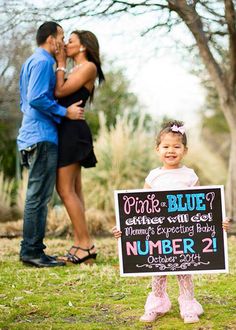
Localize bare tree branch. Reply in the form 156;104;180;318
43;0;169;18
224;0;236;91
200;1;225;20
168;0;228;104
0;59;10;78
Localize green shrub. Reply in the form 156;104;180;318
83;113;158;217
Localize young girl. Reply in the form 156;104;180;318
113;120;229;324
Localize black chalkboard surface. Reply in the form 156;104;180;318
114;186;228;276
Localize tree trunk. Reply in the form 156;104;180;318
222;100;236;219
226;135;236;219
169;1;236;219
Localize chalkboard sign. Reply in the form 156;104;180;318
114;186;228;276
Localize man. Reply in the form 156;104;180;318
17;21;83;267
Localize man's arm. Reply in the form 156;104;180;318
27;60;67;119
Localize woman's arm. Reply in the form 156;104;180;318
55;62;97;98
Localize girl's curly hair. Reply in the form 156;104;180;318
156;120;187;147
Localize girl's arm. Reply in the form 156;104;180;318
112;182;151;239
194;179;229;232
112;226;122;239
222;218;230;232
55;63;97;98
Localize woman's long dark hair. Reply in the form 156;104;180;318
72;30;105;101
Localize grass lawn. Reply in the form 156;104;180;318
0;235;236;330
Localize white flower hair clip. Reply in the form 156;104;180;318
171;125;185;135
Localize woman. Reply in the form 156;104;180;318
55;30;105;264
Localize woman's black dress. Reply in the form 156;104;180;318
57;86;97;168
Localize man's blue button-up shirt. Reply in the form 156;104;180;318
17;48;67;150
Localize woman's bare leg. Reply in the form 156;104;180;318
57;163;95;259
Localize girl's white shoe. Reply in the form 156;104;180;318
139;292;171;322
178;296;204;324
139;311;162;322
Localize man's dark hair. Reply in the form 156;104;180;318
36;21;62;46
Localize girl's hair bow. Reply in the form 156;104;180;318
171;125;185;135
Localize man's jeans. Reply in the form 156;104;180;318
20;142;58;259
